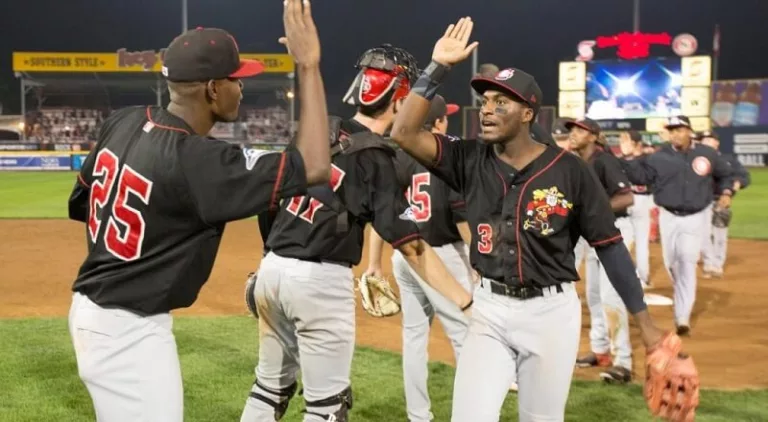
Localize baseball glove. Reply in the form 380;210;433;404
644;332;700;421
245;272;259;319
356;274;401;317
712;207;732;228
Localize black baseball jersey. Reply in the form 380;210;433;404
723;153;751;191
263;119;420;265
587;149;632;218
68;106;307;315
394;149;466;247
626;154;653;195
425;134;622;288
621;143;734;214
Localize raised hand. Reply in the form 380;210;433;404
432;17;479;67
280;0;321;67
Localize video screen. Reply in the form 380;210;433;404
585;57;682;120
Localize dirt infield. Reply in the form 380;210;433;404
2;219;767;389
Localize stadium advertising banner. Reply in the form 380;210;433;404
0;153;71;171
711;79;768;127
12;50;295;73
713;127;768;168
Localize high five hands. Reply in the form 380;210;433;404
280;0;321;67
432;17;480;67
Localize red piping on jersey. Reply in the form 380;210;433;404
77;173;90;188
515;149;568;286
145;107;191;135
391;232;421;249
495;171;507;196
590;234;622;247
269;152;288;211
450;200;466;208
431;133;444;167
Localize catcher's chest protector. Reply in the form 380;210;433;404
320;116;396;235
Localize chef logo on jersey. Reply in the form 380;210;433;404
692;156;711;176
523;187;573;236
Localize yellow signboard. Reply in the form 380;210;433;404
12;51;294;73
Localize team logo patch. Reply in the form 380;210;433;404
692;156;711;176
361;74;372;94
523;187;573;236
495;68;515;80
398;207;417;222
243;148;275;171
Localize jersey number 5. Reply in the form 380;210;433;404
88;149;153;261
406;172;432;223
286;164;346;223
477;223;493;254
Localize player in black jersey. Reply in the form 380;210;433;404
241;45;472;422
65;3;331;421
389;17;694;422
568;118;636;384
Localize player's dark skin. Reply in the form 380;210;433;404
166;0;331;185
389;17;665;349
569;127;634;212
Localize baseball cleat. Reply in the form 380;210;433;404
600;366;632;385
576;352;612;368
676;325;691;336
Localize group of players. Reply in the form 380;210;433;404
66;3;712;422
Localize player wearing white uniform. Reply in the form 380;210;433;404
622;130;654;288
569;119;635;384
620;116;734;336
697;131;751;278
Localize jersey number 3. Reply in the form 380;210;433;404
88;149;153;261
286;164;346;223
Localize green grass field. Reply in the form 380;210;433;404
2;169;768;421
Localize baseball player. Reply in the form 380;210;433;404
389;17;697;422
551;118;571;150
365;95;517;422
64;4;332;420
619;115;734;336
621;130;654;288
241;45;472;422
568;118;635;384
697;130;751;278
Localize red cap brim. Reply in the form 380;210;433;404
230;59;265;78
446;104;460;115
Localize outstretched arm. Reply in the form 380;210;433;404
365;229;386;277
281;0;330;185
390;17;478;166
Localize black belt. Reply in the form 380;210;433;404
665;208;702;217
303;258;353;268
481;278;564;300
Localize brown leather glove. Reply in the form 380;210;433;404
644;332;700;421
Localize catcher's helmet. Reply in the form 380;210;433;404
342;44;419;108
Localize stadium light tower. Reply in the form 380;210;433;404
182;0;188;32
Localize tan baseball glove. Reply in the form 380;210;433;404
644;332;700;421
356;274;401;317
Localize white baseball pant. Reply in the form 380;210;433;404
240;252;355;422
584;217;634;370
659;208;708;327
68;292;183;422
451;280;581;422
629;194;653;284
392;241;480;422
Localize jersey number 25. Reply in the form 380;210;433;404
286;164;346;223
88;149;153;261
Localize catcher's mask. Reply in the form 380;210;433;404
342;44;419;108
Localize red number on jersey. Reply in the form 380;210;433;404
104;165;153;261
409;172;432;223
286;164;346;223
88;149;119;242
477;223;493;254
87;149;154;261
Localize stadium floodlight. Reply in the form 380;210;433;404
605;69;643;97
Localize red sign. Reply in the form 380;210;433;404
576;32;696;61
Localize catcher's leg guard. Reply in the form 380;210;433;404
246;379;297;420
245;272;259;319
303;386;353;422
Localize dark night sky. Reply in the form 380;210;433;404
1;0;767;117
